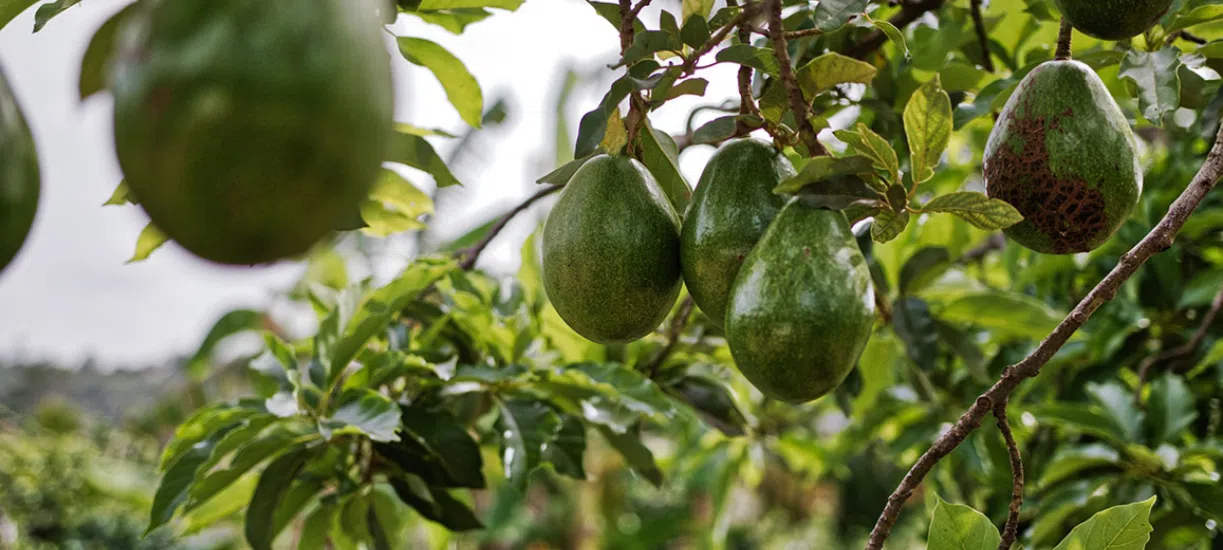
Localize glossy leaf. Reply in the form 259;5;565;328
794;52;878;97
319;388;402;442
147;425;240;533
927;495;1001;550
544;415;588;479
397;37;484;127
1051;497;1155;550
497;398;561;489
715;45;780;75
775;155;876;195
668;376;747;436
638;118;692;212
186;423;313;513
597;426;663;487
389;477;483;530
811;0;867;32
244;448;313;550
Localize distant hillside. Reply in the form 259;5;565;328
0;361;184;421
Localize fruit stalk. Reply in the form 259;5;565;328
765;0;826;156
1055;17;1073;60
864;121;1223;550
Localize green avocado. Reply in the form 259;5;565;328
0;64;40;276
984;60;1141;255
680;138;793;327
1053;0;1173;41
542;155;682;344
109;0;394;265
724;198;875;404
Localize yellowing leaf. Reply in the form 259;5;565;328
922;191;1023;230
359;169;433;237
128;222;167;263
397;37;484;128
600;108;628;155
795;52;878;97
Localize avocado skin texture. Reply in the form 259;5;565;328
542;155;683;344
1053;0;1172;40
110;0;393;266
0;65;40;275
725;198;875;404
680;138;793;327
984;60;1141;255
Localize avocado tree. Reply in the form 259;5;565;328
3;0;1223;548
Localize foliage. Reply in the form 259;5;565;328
6;0;1223;548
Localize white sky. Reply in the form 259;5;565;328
0;0;743;367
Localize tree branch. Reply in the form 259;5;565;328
620;0;648;152
1054;17;1073;60
864;122;1223;550
1134;284;1223;402
970;0;994;72
766;0;826;157
457;185;562;271
994;401;1023;550
681;4;759;76
844;0;945;59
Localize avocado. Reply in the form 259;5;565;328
724;198;875;404
680;138;793;327
984;60;1141;255
1053;0;1173;41
109;0;394;265
542;155;682;344
0;64;40;275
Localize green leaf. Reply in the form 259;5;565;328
127;223;168;264
158;401;267;471
298;501;339;550
396;37;484;127
922;192;1024;230
324;258;455;388
620;30;683;65
575;77;632;157
78;3;137;100
682;0;714;21
812;0;867;32
893;298;938;370
1086;381;1144;442
497;399;562;490
714;45;780;75
903;76;952;185
927;495;1001;550
597;426;663;487
665;77;708;100
536;152;599;185
573;363;677;417
386;130;461;187
775;155;876;195
319;388;402;442
417;0;523;10
32;0;79;31
680;15;710;49
668;376;747;437
1052;497;1156;550
953;78;1017;129
185;310;263;378
1184;482;1223;522
411;8;493;34
1119;48;1182;127
939;291;1062;341
834;123;901;185
1145;373;1198;445
244;448;314;550
870;17;909;58
871;209;910;243
794;52;878;97
544;415;588;479
376;402;486;488
186;423;314;513
639;118;692;212
360;169;434;237
0;0;37;31
588;1;645;34
1028;404;1127;443
692;116;740;144
389;477;483;530
899;247;950;295
1036;444;1121;490
1167;4;1223;32
147;425;241;533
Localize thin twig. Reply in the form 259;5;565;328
766;0;826;156
1173;30;1209;45
620;0;647;152
970;0;994;72
994;401;1023;550
844;0;945;59
1054;17;1073;60
627;0;653;22
457;186;562;271
647;296;695;378
864;122;1223;550
1134;284;1223;402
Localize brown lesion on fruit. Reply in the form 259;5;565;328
985;100;1108;254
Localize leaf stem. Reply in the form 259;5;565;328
994;401;1023;550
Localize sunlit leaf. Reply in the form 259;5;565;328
903;76;952;185
397;37;484;127
927;494;1001;550
1051;497;1155;550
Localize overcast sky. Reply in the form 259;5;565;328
0;0;743;367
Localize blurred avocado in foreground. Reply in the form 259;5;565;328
0;64;40;276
